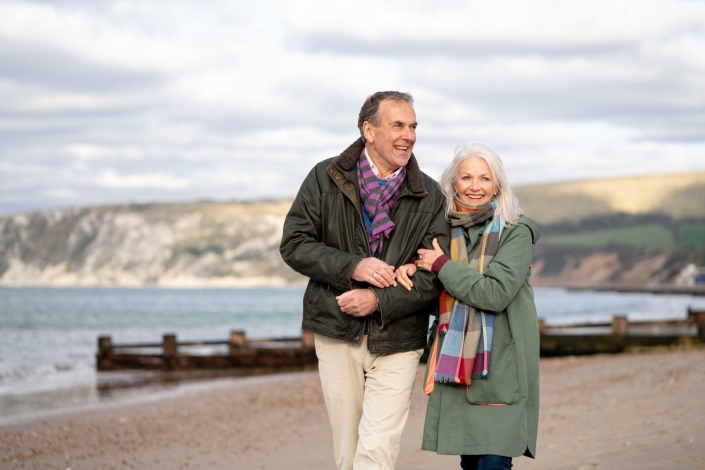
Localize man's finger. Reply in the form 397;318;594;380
367;274;386;289
377;269;396;287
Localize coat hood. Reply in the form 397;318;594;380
517;215;540;244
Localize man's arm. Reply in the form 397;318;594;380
279;166;365;291
374;195;450;327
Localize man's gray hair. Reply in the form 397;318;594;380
358;91;414;143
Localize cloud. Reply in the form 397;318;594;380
0;0;704;215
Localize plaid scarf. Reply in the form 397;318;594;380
425;198;503;393
357;150;406;254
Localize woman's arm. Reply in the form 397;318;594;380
435;225;534;313
395;263;417;291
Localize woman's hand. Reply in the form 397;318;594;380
395;264;417;291
417;238;445;271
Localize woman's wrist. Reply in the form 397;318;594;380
431;255;450;274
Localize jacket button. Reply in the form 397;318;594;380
371;346;375;350
354;336;360;341
335;175;339;179
343;184;349;190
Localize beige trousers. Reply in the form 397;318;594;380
314;333;423;470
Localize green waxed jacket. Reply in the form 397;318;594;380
279;138;450;354
422;215;540;458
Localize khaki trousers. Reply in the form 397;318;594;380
314;333;423;470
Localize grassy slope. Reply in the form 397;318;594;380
514;170;705;225
541;225;678;251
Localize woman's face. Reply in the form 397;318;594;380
454;157;496;206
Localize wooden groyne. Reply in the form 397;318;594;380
558;284;705;296
538;308;705;356
97;331;317;371
96;309;705;371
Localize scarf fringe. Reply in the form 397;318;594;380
433;373;471;385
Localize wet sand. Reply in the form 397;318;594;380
2;347;704;470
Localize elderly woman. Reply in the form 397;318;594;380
395;143;540;470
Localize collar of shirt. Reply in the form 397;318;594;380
362;148;404;181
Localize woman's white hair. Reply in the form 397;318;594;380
439;143;523;225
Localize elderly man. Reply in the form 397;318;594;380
280;91;448;470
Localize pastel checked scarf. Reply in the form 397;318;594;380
425;198;504;394
357;150;407;254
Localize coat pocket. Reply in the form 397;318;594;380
305;280;321;310
466;331;520;405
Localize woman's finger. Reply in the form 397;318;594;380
432;238;441;252
395;268;413;291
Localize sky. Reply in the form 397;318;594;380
1;0;704;215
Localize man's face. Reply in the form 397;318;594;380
363;100;417;176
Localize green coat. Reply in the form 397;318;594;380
280;138;450;353
422;215;540;458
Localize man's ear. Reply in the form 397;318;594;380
362;121;375;144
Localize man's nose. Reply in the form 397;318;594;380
402;126;416;142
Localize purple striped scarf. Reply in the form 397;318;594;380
357;150;406;254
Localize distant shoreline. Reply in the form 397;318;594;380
2;281;704;296
532;281;705;297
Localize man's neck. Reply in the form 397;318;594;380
364;145;400;179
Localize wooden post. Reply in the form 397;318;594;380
163;334;177;357
689;310;705;343
302;331;315;349
229;331;247;355
612;315;629;336
537;318;546;334
98;336;112;358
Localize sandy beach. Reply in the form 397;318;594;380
2;346;704;470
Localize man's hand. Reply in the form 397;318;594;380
336;289;378;317
351;257;397;288
395;264;417;291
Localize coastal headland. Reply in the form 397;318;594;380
1;346;704;469
1;170;704;289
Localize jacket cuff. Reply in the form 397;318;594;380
431;255;450;274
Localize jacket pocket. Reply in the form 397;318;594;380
305;280;321;311
466;331;520;405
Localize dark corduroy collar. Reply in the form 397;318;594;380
334;138;426;195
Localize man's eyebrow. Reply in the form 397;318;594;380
392;120;418;126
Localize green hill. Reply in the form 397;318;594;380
514;171;705;225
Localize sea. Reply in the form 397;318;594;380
1;286;704;424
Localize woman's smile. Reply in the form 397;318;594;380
453;157;496;206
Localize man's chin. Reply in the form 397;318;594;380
392;154;412;167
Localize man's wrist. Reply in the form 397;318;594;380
367;288;380;312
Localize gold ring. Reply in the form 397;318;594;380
373;272;378;279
